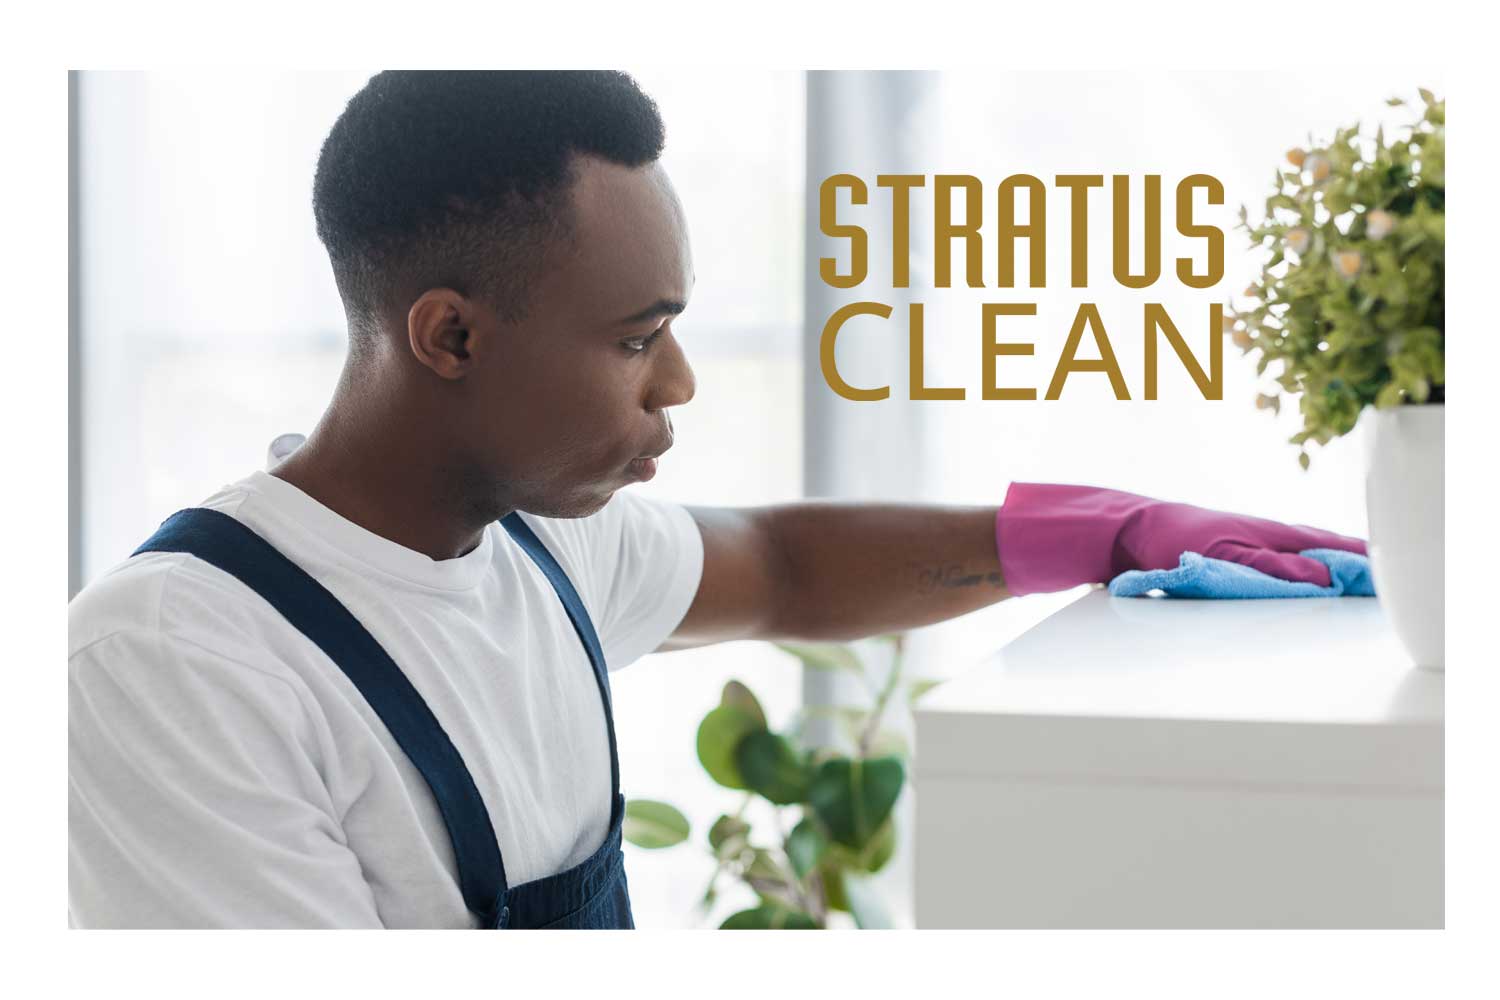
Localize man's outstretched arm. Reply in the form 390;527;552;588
659;503;1007;650
657;484;1369;651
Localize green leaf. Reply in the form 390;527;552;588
785;818;828;880
720;680;767;729
741;850;807;913
745;847;790;886
906;677;945;706
708;814;751;854
1376;383;1405;408
1418;87;1435;105
777;908;822;930
774;641;864;675
621;798;691;849
807;755;905;851
735;730;812;804
856;815;897;873
719;903;819;930
718;906;766;929
816;858;850;913
824;815;898;874
696;705;765;790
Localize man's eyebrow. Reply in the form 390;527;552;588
615;298;689;326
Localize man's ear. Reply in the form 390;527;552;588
406;288;479;380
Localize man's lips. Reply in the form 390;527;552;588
625;437;671;482
626;455;660;481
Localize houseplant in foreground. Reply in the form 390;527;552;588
1227;87;1444;668
621;634;940;928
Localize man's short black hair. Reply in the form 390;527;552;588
313;70;665;341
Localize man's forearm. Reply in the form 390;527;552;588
761;502;1008;642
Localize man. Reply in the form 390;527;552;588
68;71;1365;928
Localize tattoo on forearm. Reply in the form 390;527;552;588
916;564;1006;594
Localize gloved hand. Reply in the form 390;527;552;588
995;482;1367;596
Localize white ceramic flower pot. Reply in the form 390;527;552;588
1362;403;1444;670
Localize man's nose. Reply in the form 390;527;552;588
648;329;696;410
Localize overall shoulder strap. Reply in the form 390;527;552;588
133;508;507;925
499;512;620;806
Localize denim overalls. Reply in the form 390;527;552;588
134;507;635;929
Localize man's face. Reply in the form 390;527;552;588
463;155;697;518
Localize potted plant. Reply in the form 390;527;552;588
620;634;942;928
1227;88;1444;669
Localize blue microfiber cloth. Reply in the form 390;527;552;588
1108;548;1376;599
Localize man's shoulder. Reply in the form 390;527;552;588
68;547;282;665
69;476;276;657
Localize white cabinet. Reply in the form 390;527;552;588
912;589;1443;928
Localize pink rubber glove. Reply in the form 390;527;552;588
995;482;1368;596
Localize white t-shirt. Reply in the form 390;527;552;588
68;470;704;928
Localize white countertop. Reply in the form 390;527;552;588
915;587;1443;790
921;587;1443;726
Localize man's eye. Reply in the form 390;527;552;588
622;328;665;354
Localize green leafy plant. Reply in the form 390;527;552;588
621;634;945;929
1227;88;1444;469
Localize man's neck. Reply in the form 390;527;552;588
268;409;498;563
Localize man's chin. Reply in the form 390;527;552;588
523;483;618;520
